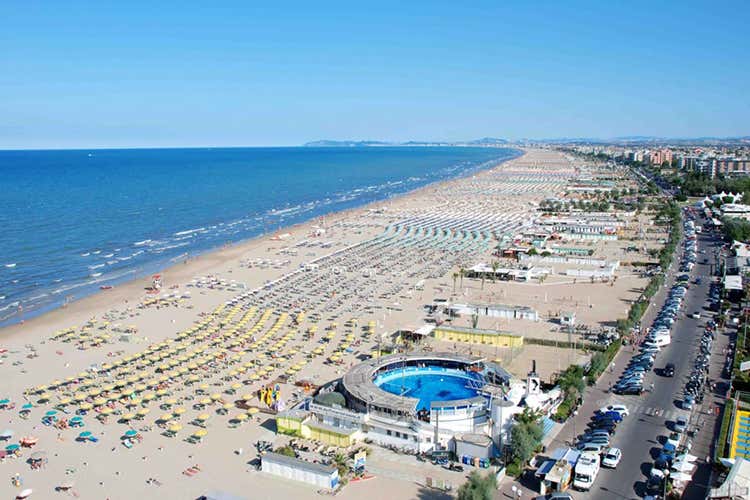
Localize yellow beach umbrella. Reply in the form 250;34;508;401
199;398;212;405
173;407;186;415
247;407;259;415
235;413;248;422
222;403;233;410
121;413;136;421
157;413;172;422
196;413;210;421
192;429;208;438
168;423;182;433
79;402;93;411
210;393;222;401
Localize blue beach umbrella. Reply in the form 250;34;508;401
70;416;83;422
45;410;58;417
21;403;33;410
0;399;10;405
78;431;92;439
5;443;20;452
124;429;138;437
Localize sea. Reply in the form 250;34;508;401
0;146;520;327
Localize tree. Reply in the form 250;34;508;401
509;422;537;464
457;471;497;500
490;261;499;282
274;445;296;458
452;272;459;294
459;267;466;290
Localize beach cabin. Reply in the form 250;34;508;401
261;452;339;489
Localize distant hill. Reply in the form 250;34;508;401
303;138;510;147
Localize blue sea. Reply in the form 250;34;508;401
0;146;519;326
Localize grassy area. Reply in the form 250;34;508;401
716;400;734;460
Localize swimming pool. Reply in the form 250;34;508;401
374;366;485;411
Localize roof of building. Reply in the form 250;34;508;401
709;457;750;498
725;275;743;291
262;452;337;476
456;433;494;447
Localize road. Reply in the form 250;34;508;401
542;217;724;499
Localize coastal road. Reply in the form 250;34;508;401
533;217;719;500
580;229;719;499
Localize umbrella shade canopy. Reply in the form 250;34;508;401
21;404;34;410
124;430;138;437
0;429;14;438
173;408;186;415
158;414;172;422
167;424;182;432
45;410;58;416
78;431;92;438
247;407;259;415
0;399;11;405
196;413;210;421
192;429;208;437
30;451;46;460
69;416;83;422
6;444;20;451
16;488;33;499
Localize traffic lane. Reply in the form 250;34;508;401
585;237;711;498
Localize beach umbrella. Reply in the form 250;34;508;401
124;430;138;438
158;413;172;422
21;403;34;410
69;416;83;423
210;393;222;401
93;397;107;406
192;429;208;438
5;443;20;452
173;407;186;415
15;488;33;499
29;451;46;461
0;398;11;406
234;414;248;422
79;403;93;411
99;407;113;416
45;410;58;417
77;431;92;439
121;413;135;421
247;407;259;415
0;429;14;438
167;423;182;433
136;408;150;416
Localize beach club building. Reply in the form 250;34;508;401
275;352;562;458
261;452;339;489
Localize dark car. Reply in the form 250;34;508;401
614;385;643;395
663;363;675;377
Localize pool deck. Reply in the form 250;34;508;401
341;351;486;416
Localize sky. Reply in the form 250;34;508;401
1;1;749;149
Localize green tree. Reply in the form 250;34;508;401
274;445;296;458
457;471;497;500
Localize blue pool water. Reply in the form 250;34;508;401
374;367;485;411
0;146;520;326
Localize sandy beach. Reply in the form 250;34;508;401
0;148;655;499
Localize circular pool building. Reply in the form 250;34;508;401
340;352;506;432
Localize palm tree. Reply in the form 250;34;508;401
333;452;349;478
452;272;459;294
491;261;499;283
459;267;466;290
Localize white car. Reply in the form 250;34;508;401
599;404;629;417
602;447;622;468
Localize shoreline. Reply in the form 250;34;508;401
0;149;523;340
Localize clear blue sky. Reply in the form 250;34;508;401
1;1;748;148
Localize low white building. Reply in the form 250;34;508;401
261;452;339;490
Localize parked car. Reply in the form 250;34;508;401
602;447;622;468
674;416;688;433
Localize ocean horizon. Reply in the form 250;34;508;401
0;146;520;327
